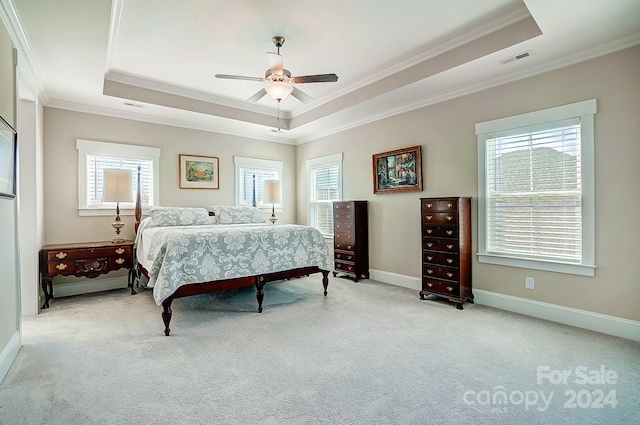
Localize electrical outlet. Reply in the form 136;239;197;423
525;276;535;290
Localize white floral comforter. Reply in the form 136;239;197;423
136;222;331;305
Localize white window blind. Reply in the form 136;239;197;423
238;167;279;207
486;120;581;262
307;153;342;237
86;155;154;208
476;99;596;276
77;140;160;216
234;156;283;210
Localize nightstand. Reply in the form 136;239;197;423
39;240;135;309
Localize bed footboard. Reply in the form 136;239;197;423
160;267;329;336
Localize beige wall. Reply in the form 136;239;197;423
0;20;18;372
43;109;297;244
40;46;640;323
297;46;640;322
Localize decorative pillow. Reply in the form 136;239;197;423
212;206;267;224
148;206;211;227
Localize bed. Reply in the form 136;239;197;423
133;192;331;336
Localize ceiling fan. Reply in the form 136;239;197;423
215;36;338;104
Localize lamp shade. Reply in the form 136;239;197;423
265;81;293;101
102;169;133;203
263;179;282;204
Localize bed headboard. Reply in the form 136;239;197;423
133;166;256;231
133;166;216;232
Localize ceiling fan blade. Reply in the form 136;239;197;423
215;74;264;82
291;74;338;83
291;87;313;104
247;88;268;102
266;52;284;75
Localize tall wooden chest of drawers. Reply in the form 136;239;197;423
420;197;473;309
333;201;369;282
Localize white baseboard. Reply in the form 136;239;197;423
369;269;421;291
370;270;640;342
52;276;129;298
473;289;640;342
0;331;20;384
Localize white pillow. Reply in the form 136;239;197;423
212;206;267;224
148;206;211;227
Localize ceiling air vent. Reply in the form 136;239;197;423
499;51;532;65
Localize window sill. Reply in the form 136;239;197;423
477;253;595;277
78;208;150;217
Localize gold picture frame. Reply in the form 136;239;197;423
179;154;220;189
372;145;423;194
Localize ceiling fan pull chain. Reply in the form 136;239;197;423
277;100;281;132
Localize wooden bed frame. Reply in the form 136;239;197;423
132;171;330;336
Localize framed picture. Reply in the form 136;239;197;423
373;145;422;194
179;154;220;189
0;115;17;199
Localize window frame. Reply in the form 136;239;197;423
306;152;343;238
233;156;283;211
76;139;161;216
476;99;596;276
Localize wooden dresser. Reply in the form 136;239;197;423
420;197;473;309
39;240;135;309
333;201;369;282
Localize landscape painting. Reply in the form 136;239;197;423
373;145;422;194
179;154;219;189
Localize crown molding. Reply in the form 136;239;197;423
105;0;123;71
0;0;49;104
50;30;640;147
104;69;289;119
45;98;296;145
296;32;640;145
291;5;533;118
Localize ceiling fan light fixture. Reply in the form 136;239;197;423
265;81;293;101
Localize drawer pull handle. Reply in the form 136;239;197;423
447;286;454;292
347;245;352;250
427;282;433;287
115;258;125;265
426;203;432;208
426;229;433;234
56;263;67;271
447;272;453;278
446;216;453;221
426;215;432;220
447;203;453;208
115;248;125;254
446;230;453;235
426;243;433;247
426;256;433;261
346;205;351;209
427;269;433;274
447;258;453;264
447;244;454;249
55;252;67;259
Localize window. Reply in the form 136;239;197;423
234;156;283;209
476;100;596;276
307;153;342;237
77;140;161;216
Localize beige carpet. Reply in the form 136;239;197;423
1;276;638;424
